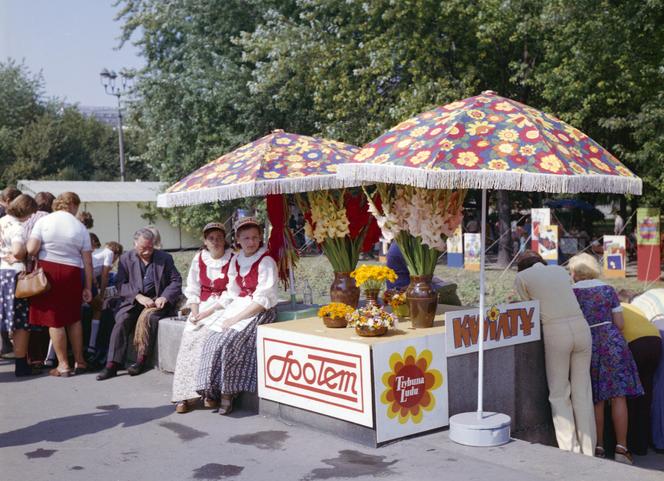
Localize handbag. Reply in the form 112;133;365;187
15;262;50;299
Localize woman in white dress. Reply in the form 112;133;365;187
172;222;234;413
195;217;279;415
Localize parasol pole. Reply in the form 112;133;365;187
449;188;510;447
289;256;297;308
477;188;487;418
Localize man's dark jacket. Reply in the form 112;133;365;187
114;249;182;317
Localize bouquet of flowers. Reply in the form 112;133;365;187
346;304;397;332
317;302;355;320
350;264;397;291
296;190;378;273
389;292;407;310
365;185;466;276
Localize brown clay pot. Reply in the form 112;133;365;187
355;325;388;337
406;275;437;328
329;272;360;308
322;316;348;328
363;289;380;306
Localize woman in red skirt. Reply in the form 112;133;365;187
27;192;93;377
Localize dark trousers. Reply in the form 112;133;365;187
107;304;168;365
627;336;663;455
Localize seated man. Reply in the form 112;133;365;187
97;228;182;380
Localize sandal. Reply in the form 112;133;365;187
614;444;633;465
218;395;234;415
204;398;220;409
74;363;89;375
49;367;72;378
175;400;192;414
595;446;605;458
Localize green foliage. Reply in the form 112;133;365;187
117;0;664;233
0;59;148;186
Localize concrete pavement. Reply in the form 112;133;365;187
1;359;662;481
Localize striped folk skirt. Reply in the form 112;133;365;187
195;308;276;400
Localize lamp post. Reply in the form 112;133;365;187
99;69;131;182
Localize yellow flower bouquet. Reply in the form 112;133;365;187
350;264;397;291
318;302;355;328
389;292;409;319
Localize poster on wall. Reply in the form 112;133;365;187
257;326;373;427
531;208;551;252
537;225;558;265
447;225;463;268
603;235;626;278
373;334;449;443
637;208;661;282
463;233;481;271
445;300;541;357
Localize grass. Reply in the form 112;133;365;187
171;250;664;307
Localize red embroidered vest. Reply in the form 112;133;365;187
235;252;270;297
198;252;231;302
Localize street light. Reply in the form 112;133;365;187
100;68;132;181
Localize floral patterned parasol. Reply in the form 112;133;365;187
157;130;360;207
338;91;641;195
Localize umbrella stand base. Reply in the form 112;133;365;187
449;412;511;447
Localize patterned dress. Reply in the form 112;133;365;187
195;247;279;400
572;279;644;402
171;250;232;403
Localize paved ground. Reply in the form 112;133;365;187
1;359;663;481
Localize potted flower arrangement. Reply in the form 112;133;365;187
350;264;397;305
388;291;409;320
297;190;379;307
365;185;466;327
317;302;355;328
346;304;396;337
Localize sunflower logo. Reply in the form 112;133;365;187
380;346;443;424
487;306;501;322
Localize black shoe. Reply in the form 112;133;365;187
96;366;118;381
127;362;144;376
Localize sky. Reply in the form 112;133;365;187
0;0;144;107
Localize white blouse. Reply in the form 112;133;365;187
221;246;280;310
183;249;233;305
0;215;26;272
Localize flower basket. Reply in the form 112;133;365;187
346;304;396;337
323;316;348;328
318;302;354;329
355;325;388;337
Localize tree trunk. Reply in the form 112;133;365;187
497;190;512;267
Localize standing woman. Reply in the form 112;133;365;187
0;195;38;376
27;192;93;377
514;250;596;456
172;223;234;413
196;217;279;415
568;253;644;464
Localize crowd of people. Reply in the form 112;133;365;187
515;250;663;464
0;187;279;417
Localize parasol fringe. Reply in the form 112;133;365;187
157;175;365;207
337;164;642;196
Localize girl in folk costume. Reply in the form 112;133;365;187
172;223;234;413
195;217;279;415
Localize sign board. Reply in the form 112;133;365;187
637;208;661;281
447;225;463;268
445;300;541;357
603;235;626;278
531;208;551;252
637;208;660;245
463;233;481;271
373;335;449;443
537;225;558;264
257;326;373;427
